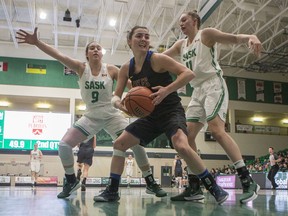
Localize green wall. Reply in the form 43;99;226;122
1;56;288;105
0;56;79;89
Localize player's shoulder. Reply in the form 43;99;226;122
106;64;120;71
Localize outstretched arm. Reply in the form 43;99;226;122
16;27;84;75
202;28;262;57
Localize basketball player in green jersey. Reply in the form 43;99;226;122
16;27;167;199
164;10;261;204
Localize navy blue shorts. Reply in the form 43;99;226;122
125;102;187;147
77;148;94;166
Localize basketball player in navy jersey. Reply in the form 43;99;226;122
173;155;183;188
16;27;166;199
94;25;228;204
164;10;261;203
76;135;96;191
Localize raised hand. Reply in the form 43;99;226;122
248;35;262;58
16;27;38;45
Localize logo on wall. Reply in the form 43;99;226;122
28;115;47;136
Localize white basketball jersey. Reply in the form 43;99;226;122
181;30;223;87
78;63;117;118
30;149;41;162
126;159;134;168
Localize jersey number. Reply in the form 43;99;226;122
91;91;99;103
186;61;193;70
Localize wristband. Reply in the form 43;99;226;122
111;95;121;108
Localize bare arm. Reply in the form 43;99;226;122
112;62;130;113
201;28;262;57
16;27;85;75
108;64;132;89
163;39;184;58
150;53;195;105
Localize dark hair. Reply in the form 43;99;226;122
85;41;93;60
126;26;149;49
269;147;274;150
184;10;201;29
127;25;148;41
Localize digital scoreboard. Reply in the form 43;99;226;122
0;110;71;151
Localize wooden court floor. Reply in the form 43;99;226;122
0;186;287;216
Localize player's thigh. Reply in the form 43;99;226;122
104;115;129;140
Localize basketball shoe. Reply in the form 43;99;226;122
171;186;205;201
146;183;167;197
209;184;229;205
239;179;260;203
93;187;120;202
57;179;81;198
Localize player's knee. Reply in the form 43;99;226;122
113;140;129;152
113;149;126;158
58;141;74;167
173;143;188;157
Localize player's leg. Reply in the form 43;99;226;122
76;163;83;180
30;168;36;188
105;115;167;197
130;144;167;197
94;131;140;202
171;129;228;205
57;127;88;198
126;172;131;188
34;162;40;187
206;78;260;203
81;163;90;191
171;91;205;201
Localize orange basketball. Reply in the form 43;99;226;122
124;86;155;118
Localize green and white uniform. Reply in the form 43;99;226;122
74;63;128;139
181;30;228;124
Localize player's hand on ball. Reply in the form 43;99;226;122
151;86;169;105
118;100;132;116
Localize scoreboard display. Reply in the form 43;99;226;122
0;110;71;151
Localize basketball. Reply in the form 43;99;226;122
124;86;155;118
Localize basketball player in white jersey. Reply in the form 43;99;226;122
164;10;261;204
16;27;166;199
125;155;134;188
30;143;43;189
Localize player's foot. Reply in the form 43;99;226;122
57;180;81;198
171;186;205;201
240;180;260;203
146;183;167;197
93;187;120;202
272;183;279;189
210;184;229;205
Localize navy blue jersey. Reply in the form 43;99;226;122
128;51;181;117
125;51;187;146
175;159;182;171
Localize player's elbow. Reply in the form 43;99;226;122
186;70;195;81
